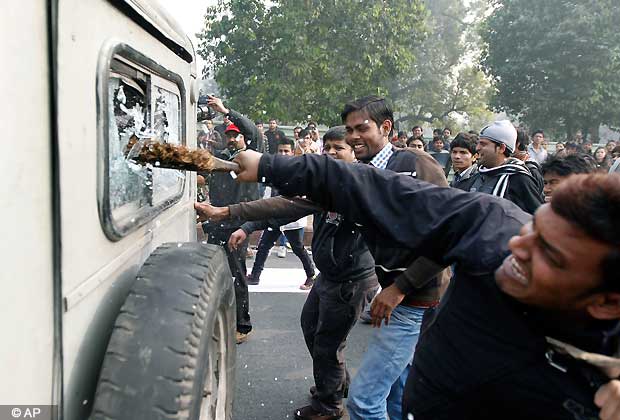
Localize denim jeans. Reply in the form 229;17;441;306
346;304;425;420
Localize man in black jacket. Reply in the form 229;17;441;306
264;118;286;154
231;150;620;420
200;96;261;344
335;96;448;420
449;132;479;191
468;120;543;214
220;128;378;420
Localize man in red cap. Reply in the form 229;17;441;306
222;123;246;157
200;96;261;344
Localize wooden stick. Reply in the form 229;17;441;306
125;136;240;173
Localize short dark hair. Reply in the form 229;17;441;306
450;132;478;155
277;137;295;149
412;125;422;131
551;174;620;291
255;120;264;125
398;130;407;138
542;154;598;177
269;118;277;123
407;136;426;147
443;127;451;133
341;96;394;135
298;128;311;139
532;129;544;137
307;121;317;129
323;125;347;142
294;126;303;131
433;128;442;136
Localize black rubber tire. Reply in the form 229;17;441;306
91;242;236;420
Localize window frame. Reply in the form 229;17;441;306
97;41;187;241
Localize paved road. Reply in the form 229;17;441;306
232;250;374;419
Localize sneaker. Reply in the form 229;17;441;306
294;405;343;420
236;330;252;344
246;274;259;286
299;277;314;290
277;245;287;258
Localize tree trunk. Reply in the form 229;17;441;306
590;125;600;143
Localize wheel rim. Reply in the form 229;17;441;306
199;309;228;420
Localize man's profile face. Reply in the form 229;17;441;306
476;137;504;168
542;172;566;202
277;144;293;156
494;204;613;312
345;110;390;162
607;142;617;153
323;139;355;162
294;128;301;139
451;147;475;172
412;127;423;138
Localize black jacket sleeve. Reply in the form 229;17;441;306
506;173;544;215
227;109;265;153
258;153;531;273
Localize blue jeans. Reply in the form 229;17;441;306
347;305;425;420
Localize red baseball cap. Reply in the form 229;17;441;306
225;123;241;134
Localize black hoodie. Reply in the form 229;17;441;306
468;157;543;214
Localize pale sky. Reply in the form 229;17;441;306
158;0;218;73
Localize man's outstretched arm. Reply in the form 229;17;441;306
234;150;529;271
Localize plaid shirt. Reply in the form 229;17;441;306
368;142;394;170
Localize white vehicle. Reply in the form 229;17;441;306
3;1;235;419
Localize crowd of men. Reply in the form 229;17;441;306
194;94;620;420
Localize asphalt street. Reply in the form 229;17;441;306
232;250;374;420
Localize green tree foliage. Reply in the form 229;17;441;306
480;0;620;140
391;0;494;132
198;0;427;124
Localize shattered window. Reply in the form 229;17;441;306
102;55;185;238
151;85;183;206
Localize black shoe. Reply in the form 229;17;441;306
246;274;259;286
294;405;343;420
